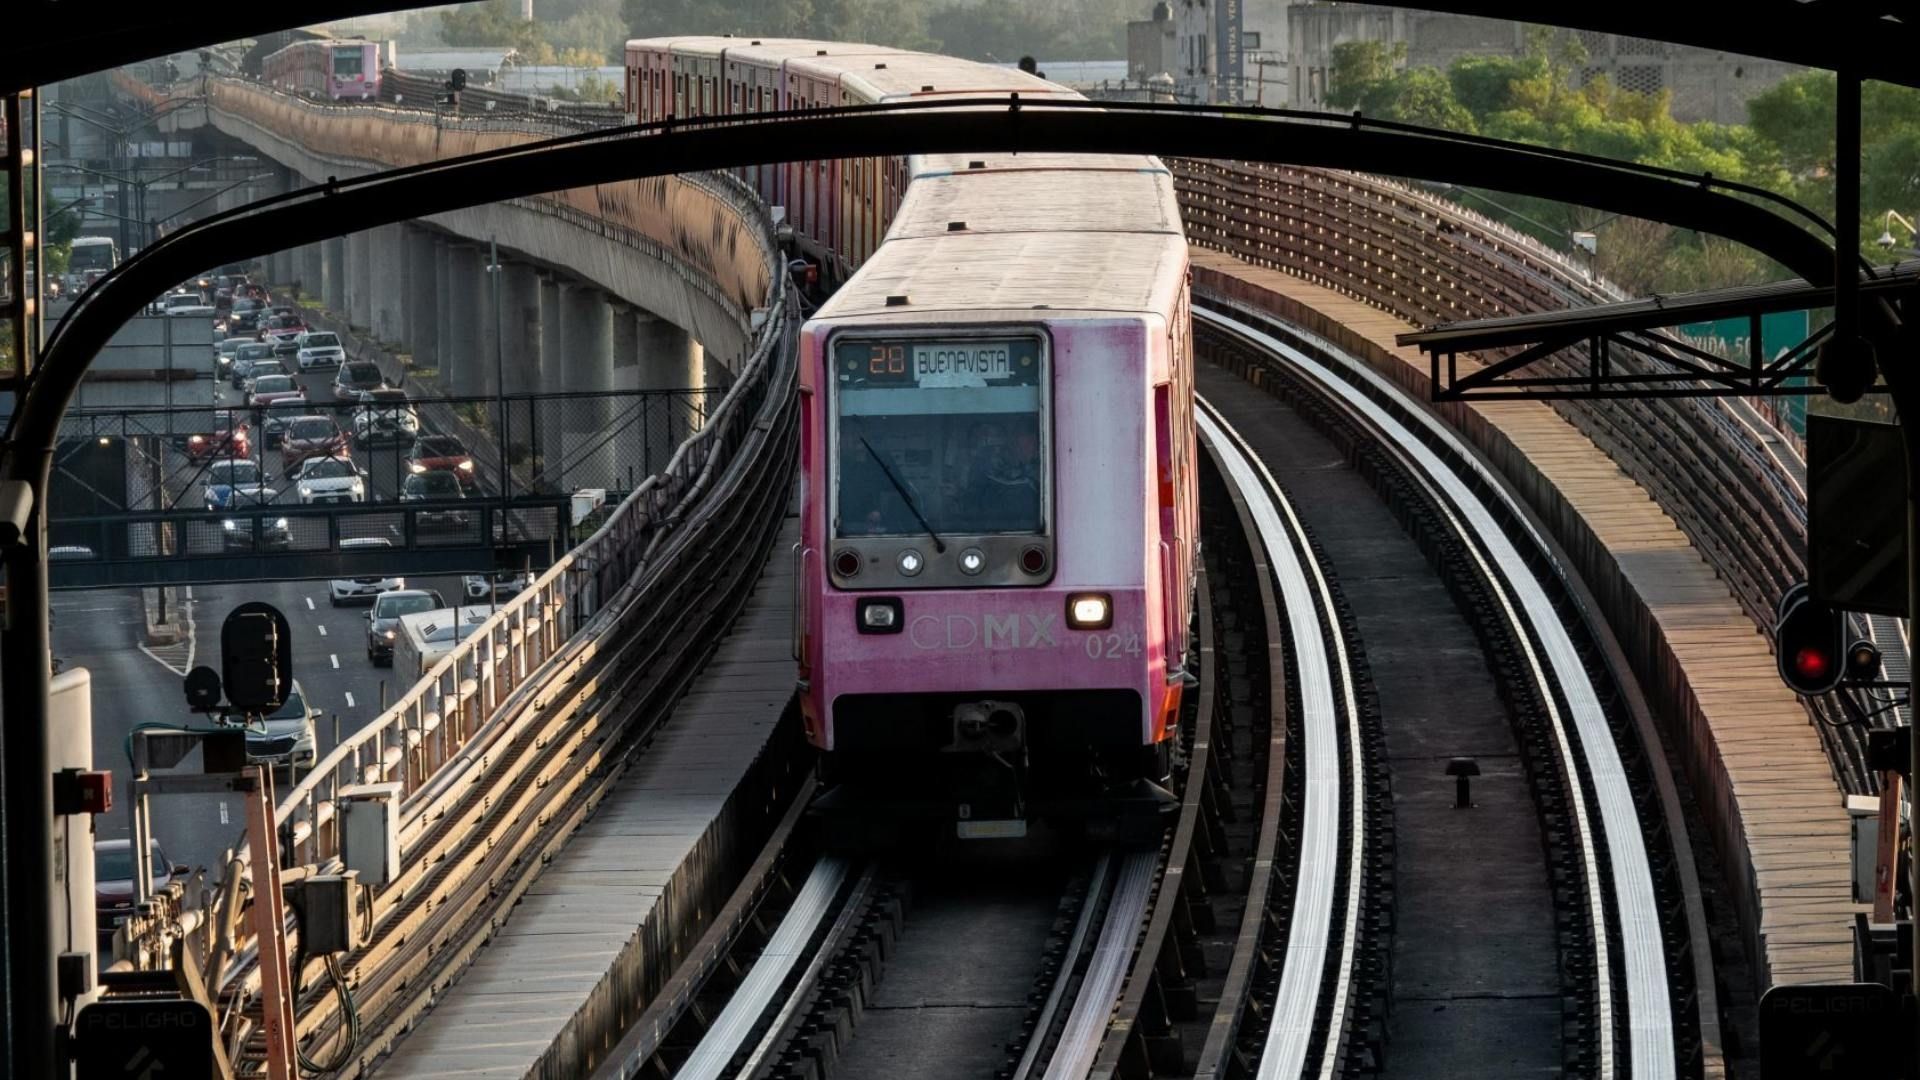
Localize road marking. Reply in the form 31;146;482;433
344;691;356;708
306;596;315;610
330;653;340;669
137;584;198;677
219;801;229;825
317;624;328;637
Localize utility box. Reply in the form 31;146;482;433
1847;794;1879;905
298;872;361;954
340;783;402;887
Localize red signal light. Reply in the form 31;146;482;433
1791;646;1832;682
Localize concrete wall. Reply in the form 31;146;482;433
184;79;775;378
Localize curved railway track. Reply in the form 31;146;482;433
541;303;1710;1080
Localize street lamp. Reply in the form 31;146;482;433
485;236;512;514
1874;209;1916;254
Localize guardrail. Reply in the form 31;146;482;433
1170;158;1868;788
147;279;796;1068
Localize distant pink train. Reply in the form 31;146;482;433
627;38;1197;842
262;39;380;103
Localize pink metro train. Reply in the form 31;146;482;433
261;39;381;102
626;38;1196;839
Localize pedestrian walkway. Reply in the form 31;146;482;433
372;515;799;1079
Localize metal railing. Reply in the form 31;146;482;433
142;281;796;1066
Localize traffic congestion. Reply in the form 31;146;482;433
60;268;538;891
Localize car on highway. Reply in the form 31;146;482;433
295;331;346;371
248;372;306;410
162;290;210;316
221;502;291;552
464;570;533;602
329;537;404;605
185;409;250;461
232;342;278;388
259;312;308;348
229;307;263;336
352;388;421;447
215;336;248;377
243;680;318;775
333;360;385;401
405;434;478;488
279;415;350;470
291;455;366;505
95;839;189;942
366;587;446;665
201;458;274;511
400;469;469;532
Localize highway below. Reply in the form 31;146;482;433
56;341;500;880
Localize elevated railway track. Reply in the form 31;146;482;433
93;60;1867;1080
556;305;1706;1080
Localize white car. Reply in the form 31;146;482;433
352;388;421;446
290;456;366;505
329;537;404;605
294;331;346;371
464;571;533;602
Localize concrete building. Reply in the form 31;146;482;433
1139;0;1291;105
1286;2;1800;123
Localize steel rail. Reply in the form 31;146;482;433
675;857;864;1080
1195;402;1367;1080
1198;304;1679;1079
1086;569;1221;1075
1041;852;1159;1080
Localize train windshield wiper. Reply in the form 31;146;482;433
860;436;945;553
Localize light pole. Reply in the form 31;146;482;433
485;237;512;524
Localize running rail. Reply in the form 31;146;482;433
1197;402;1368;1080
1199;304;1678;1078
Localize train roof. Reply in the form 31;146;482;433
817;230;1186;321
890;166;1181;241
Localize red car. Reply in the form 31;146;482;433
280;415;350;470
95;838;188;942
186;409;250;461
259;312;308;346
406;434;479;489
247;373;307;409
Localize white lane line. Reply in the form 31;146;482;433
136;584;198;677
330;654;340;669
316;624;328;637
306;596;315;611
344;692;356;708
219;802;229;825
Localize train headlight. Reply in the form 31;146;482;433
1066;592;1112;630
833;549;861;577
857;598;903;634
896;549;924;577
958;547;987;575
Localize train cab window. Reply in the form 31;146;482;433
831;336;1047;538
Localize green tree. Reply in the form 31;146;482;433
1325;41;1405;110
440;0;546;52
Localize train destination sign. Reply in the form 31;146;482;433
837;337;1042;389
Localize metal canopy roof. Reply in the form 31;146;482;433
1392;2;1919;89
1399;259;1919;354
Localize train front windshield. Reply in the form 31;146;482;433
332;48;365;77
833;335;1046;538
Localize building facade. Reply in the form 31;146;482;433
1287;2;1800;123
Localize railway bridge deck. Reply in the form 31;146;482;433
1189;246;1856;989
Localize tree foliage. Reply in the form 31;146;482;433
1320;30;1920;293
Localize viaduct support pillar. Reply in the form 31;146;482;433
322;235;346;314
560;284;616;491
433;236;452;379
444;245;483;397
633;314;703;474
405;226;439;371
370;225;406;343
498;261;540;477
298;242;324;305
537;275;564;491
347;229;373;332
